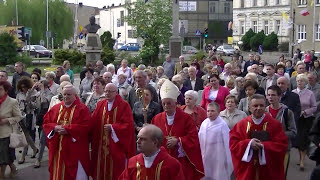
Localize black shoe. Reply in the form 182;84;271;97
31;149;39;159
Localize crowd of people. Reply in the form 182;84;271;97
0;49;320;180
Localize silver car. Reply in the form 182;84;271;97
182;46;198;54
216;45;235;56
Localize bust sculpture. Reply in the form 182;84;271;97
84;16;101;33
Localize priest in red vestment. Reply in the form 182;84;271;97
151;79;204;180
119;124;185;180
43;85;91;180
229;94;288;180
91;83;136;180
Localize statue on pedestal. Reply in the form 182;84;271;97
84;16;102;65
85;16;101;33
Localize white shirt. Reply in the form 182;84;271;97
166;112;175;125
107;100;115;111
209;89;219;101
190;79;196;90
143;149;160;168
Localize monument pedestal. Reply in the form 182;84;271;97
85;33;102;65
169;36;182;62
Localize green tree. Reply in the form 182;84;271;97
100;31;115;50
0;32;17;65
0;0;73;48
250;30;266;52
125;0;172;64
262;32;278;51
241;29;256;51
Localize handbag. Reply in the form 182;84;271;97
9;123;28;148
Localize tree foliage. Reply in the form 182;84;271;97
0;32;17;65
241;29;256;51
262;32;279;51
53;49;85;65
125;0;172;64
250;30;266;52
100;31;115;50
0;0;73;48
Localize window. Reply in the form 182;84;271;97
265;0;268;6
224;3;230;13
264;21;269;34
275;0;280;5
240;21;245;35
298;0;307;5
297;24;306;40
241;0;245;7
315;24;320;40
209;2;216;13
120;11;124;26
128;30;137;38
253;21;258;33
253;0;257;6
317;0;320;4
275;20;281;35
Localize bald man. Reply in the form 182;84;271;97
96;60;107;75
60;74;71;84
43;85;91;180
119;125;185;180
102;72;113;84
91;83;136;180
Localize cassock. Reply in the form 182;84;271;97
91;94;136;180
229;113;288;180
43;97;90;180
151;107;204;180
118;147;185;180
198;116;233;180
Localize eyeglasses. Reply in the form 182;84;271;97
105;90;117;93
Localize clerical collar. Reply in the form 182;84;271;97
107;100;115;111
251;114;265;125
143;149;160;168
166;112;176;125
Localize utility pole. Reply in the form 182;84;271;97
15;0;18;25
46;0;49;48
73;0;79;48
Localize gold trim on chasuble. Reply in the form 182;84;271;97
96;106;117;180
53;105;76;180
136;160;164;180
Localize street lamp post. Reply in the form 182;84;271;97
15;0;18;25
46;0;49;48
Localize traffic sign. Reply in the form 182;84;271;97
46;31;51;38
25;27;32;37
195;30;201;36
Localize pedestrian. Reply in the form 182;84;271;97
12;62;31;97
63;60;74;84
43;85;91;180
119;125;185;180
85;77;106;113
229;94;288;180
162;55;175;80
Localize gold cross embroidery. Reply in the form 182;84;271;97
164;86;169;93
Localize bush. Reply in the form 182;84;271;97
262;32;278;51
250;30;266;52
101;47;116;65
241;29;256;51
189;51;207;62
52;49;85;66
100;31;115;50
278;42;289;52
0;33;18;65
16;53;33;67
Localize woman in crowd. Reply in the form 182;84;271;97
16;77;39;164
312;60;320;80
238;80;259;115
34;80;54;168
0;81;23;178
230;77;244;97
292;74;317;170
181;90;207;131
31;72;41;84
201;74;229;111
133;86;161;133
79;68;94;102
285;60;294;77
63;60;74;84
225;76;235;91
85;77;106;113
220;95;247;129
275;64;290;80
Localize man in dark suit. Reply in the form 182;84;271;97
243;53;258;74
183;66;204;92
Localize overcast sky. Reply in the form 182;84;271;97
64;0;122;8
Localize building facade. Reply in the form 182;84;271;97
293;0;320;52
232;0;290;44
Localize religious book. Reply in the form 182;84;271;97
250;130;270;142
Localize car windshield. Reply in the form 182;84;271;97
34;46;47;50
223;46;233;49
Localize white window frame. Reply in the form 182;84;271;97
275;20;281;35
224;2;230;14
275;0;280;5
264;21;269;35
297;24;306;40
209;2;216;13
315;24;320;40
240;21;245;35
253;0;257;6
298;0;307;5
253;21;258;33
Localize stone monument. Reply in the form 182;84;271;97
169;0;182;62
84;16;102;65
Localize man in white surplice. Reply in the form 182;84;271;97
198;102;233;180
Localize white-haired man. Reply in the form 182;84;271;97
45;71;59;95
117;59;133;84
107;63;118;85
174;55;187;75
96;60;107;75
183;66;204;92
151;79;204;180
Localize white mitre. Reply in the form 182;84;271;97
160;79;180;101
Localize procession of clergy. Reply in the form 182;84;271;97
43;70;289;180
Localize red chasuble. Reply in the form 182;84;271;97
229;113;288;180
151;108;204;180
43;97;91;180
91;94;136;180
118;147;185;180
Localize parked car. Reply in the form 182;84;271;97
113;42;124;50
216;45;235;56
22;45;52;58
119;43;140;51
182;46;198;54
